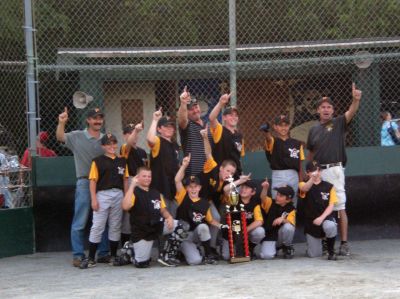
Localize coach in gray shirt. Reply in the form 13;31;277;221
56;107;109;267
307;83;362;257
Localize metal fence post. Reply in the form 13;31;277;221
228;0;237;106
23;0;38;157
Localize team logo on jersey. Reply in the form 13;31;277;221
320;192;329;200
209;178;217;188
117;166;125;175
325;122;334;132
245;211;254;220
235;141;242;153
192;212;205;223
288;148;299;159
151;199;161;210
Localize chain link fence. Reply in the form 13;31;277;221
1;0;400;167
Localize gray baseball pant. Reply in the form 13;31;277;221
209;201;221;248
306;220;337;257
180;223;212;265
89;189;123;243
259;223;295;259
133;220;178;263
221;226;265;260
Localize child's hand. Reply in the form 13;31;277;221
91;198;99;211
313;216;323;226
200;125;208;139
182;154;191;168
261;178;269;189
153;108;163;121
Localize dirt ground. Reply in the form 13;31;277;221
1;239;400;299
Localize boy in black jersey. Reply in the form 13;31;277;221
120;122;148;245
221;180;265;260
199;127;251;251
80;134;129;269
299;161;338;260
262;115;304;206
147;108;180;216
175;155;226;265
259;182;296;259
122;166;178;268
209;93;245;178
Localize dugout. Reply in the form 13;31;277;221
8;37;400;255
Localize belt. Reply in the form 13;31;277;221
320;162;342;169
77;176;88;180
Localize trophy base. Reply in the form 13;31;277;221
229;256;250;264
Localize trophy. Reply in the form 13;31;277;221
225;176;250;263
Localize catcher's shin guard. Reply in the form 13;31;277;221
159;220;190;265
115;241;135;266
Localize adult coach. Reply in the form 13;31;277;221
177;87;208;176
306;83;362;256
56;107;109;266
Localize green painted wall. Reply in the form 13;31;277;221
0;208;35;258
33;146;399;187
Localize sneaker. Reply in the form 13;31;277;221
322;239;328;256
203;255;218;265
97;255;111;263
328;253;338;261
283;245;295;259
339;242;350;256
79;258;96;269
113;254;132;266
157;257;177;267
72;256;84;267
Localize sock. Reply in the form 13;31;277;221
88;242;98;260
121;233;130;246
327;237;336;255
202;240;212;256
341;240;347;245
109;240;119;257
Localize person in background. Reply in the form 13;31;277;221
21;131;57;168
380;111;400;146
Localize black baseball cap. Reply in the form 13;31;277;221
305;161;321;173
273;114;290;125
101;133;118;145
317;96;334;108
183;175;201;186
123;123;135;135
157;117;175;128
273;185;294;199
187;98;199;110
223;106;239;116
87;107;104;118
241;180;257;191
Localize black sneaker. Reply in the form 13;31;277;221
79;258;96;269
204;255;218;265
328;253;338;261
283;245;295;259
97;255;111;263
157;256;177;267
113;254;132;266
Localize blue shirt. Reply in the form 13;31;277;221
381;121;398;146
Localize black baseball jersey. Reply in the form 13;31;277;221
211;121;245;177
261;196;296;241
149;136;180;201
306;115;347;165
129;186;167;243
120;143;148;176
239;196;263;226
89;155;128;191
265;136;304;171
199;157;228;208
175;189;213;231
298;181;338;238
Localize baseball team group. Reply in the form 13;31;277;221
56;83;362;269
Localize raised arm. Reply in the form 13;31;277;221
147;108;162;146
345;83;362;124
56;107;68;142
200;125;212;160
209;93;231;128
127;121;144;147
222;173;251;195
175;154;191;193
260;178;270;201
177;86;191;129
122;175;137;211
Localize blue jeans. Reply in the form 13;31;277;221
71;179;109;258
